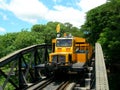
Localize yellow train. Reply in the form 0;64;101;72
47;24;93;72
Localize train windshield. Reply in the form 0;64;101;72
56;39;72;47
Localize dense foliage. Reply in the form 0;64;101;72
81;0;120;64
0;21;82;58
80;0;120;89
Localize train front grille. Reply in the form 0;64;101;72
52;55;66;64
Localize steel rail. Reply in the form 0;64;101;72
56;81;70;90
26;77;54;90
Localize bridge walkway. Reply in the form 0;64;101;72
95;43;109;90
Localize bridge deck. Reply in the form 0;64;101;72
95;43;109;90
0;43;109;90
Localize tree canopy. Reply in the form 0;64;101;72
80;0;120;89
0;21;82;58
81;0;120;64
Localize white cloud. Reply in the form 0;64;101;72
0;12;8;20
0;0;8;10
78;0;107;12
0;0;107;28
45;5;86;27
3;15;8;20
53;0;57;2
0;27;6;32
7;0;48;23
52;0;62;3
3;14;8;20
48;0;107;27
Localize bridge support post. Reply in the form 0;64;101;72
34;48;42;81
44;44;49;62
18;54;28;89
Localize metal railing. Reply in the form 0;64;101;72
0;44;51;90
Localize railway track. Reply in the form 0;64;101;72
25;60;95;90
27;78;73;90
34;78;53;90
26;77;54;90
26;43;109;90
56;81;70;90
26;59;95;90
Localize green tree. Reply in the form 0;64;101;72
13;31;43;49
0;21;83;58
31;24;45;32
81;0;120;63
80;1;120;89
0;33;18;57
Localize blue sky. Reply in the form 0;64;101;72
0;0;107;35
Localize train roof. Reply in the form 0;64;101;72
56;36;86;43
56;37;73;39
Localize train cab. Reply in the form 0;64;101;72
47;24;93;71
49;36;74;67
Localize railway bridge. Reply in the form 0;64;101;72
0;43;109;90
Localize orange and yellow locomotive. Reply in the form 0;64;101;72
48;24;93;71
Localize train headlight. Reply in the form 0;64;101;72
52;55;57;63
59;55;66;63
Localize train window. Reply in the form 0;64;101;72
56;39;72;47
79;46;85;53
76;47;80;53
